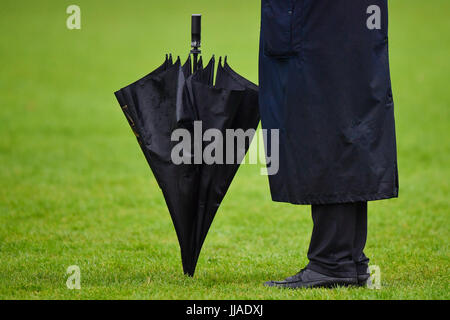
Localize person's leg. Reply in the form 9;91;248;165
306;202;360;278
265;201;369;288
353;201;370;283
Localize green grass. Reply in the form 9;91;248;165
0;0;449;299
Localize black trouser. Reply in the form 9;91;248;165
306;202;369;278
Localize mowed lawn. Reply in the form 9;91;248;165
0;0;448;300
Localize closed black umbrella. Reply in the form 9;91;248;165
115;55;202;275
114;15;260;276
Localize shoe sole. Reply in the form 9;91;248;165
265;278;358;289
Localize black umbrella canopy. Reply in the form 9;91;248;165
115;55;200;275
187;57;260;271
115;54;259;276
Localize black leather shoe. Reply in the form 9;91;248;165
357;273;370;286
264;268;358;289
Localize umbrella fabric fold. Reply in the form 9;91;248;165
115;55;259;276
115;56;201;275
187;57;260;269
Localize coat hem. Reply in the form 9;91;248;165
270;190;399;205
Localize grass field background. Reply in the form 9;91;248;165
0;0;448;299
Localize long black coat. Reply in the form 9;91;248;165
259;0;398;204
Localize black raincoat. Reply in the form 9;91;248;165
259;0;398;204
